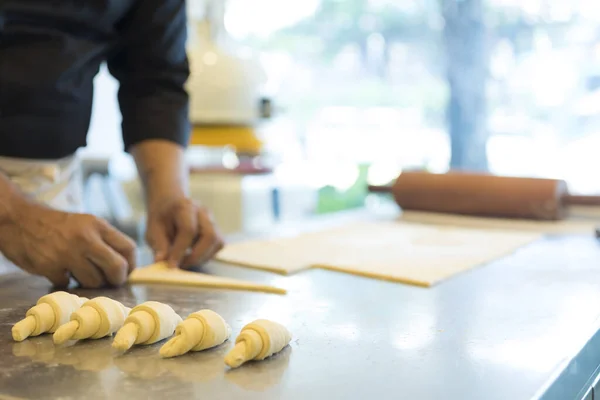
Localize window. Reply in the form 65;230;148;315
220;0;600;194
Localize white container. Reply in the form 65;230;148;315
186;0;267;126
189;172;276;234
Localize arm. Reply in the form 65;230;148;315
107;0;191;199
0;172;136;287
107;1;223;267
130;140;188;206
0;172;28;228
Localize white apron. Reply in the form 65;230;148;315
0;155;83;273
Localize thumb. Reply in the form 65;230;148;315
145;222;170;263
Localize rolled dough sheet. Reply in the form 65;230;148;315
128;263;286;295
216;221;541;287
213;235;321;274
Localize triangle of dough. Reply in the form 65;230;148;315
128;263;286;295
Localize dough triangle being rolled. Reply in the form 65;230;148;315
128;263;286;295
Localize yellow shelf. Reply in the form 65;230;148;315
189;125;263;154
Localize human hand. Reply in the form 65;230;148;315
0;202;136;288
145;195;224;269
129;139;224;268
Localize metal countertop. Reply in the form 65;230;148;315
0;213;599;400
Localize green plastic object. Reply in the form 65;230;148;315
316;164;369;214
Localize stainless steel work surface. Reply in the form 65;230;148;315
0;221;599;399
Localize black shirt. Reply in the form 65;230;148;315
0;0;190;159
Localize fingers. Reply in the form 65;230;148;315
168;202;198;267
145;220;171;264
99;221;137;274
18;254;70;288
67;220;132;288
182;209;224;268
86;242;129;286
69;260;106;289
45;267;71;288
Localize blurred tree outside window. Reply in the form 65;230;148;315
442;0;489;171
218;0;600;195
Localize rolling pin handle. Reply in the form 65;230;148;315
563;195;600;207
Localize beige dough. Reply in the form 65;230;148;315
128;262;286;294
12;291;88;342
160;309;230;358
216;221;540;287
53;297;131;345
113;301;182;352
224;319;291;368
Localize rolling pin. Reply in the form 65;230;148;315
369;171;600;221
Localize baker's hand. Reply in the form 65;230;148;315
145;195;224;268
0;202;136;288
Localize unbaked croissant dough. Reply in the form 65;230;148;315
160;309;230;358
53;297;131;345
224;319;291;368
128;262;286;295
12;291;88;342
112;301;182;352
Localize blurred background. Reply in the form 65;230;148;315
82;0;600;239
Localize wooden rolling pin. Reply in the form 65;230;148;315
369;171;600;221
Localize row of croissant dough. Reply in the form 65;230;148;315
11;291;291;368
